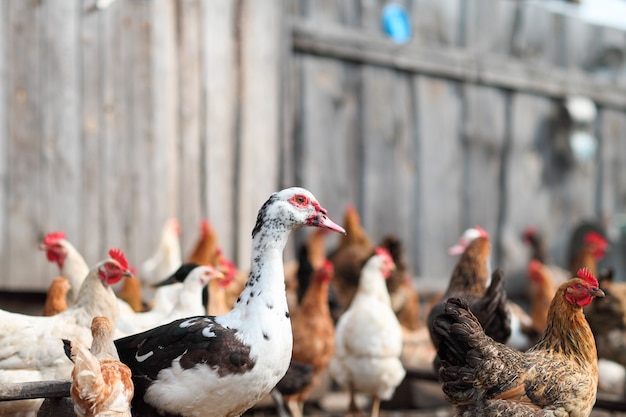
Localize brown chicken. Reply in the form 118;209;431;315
186;219;219;266
526;259;557;335
378;235;421;331
568;226;608;278
42;276;71;316
329;204;374;311
117;273;146;313
585;268;626;371
427;227;511;352
522;226;570;286
64;316;134;417
284;260;336;417
432;267;605;416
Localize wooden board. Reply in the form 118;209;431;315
176;0;204;258
293;1;362;253
503;93;556;291
201;0;238;264
7;1;43;290
597;108;626;281
360;67;418;275
147;0;179;264
414;75;462;283
295;54;361;252
461;85;506;259
40;0;81;283
0;2;8;285
236;0;283;267
80;0;104;265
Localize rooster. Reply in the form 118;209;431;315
329;248;406;417
42;276;71;316
432;267;605;416
0;249;132;417
63;316;134;417
427;227;511;353
282;260;336;417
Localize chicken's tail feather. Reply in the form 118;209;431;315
432;297;486;404
473;268;511;344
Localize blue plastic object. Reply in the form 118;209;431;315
382;3;412;44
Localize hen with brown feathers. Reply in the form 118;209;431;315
433;268;604;417
427;230;511;352
329;204;374;311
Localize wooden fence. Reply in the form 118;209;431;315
0;0;625;297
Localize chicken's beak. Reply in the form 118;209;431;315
591;288;605;298
123;270;134;278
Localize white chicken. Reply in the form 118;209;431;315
64;316;134;417
0;249;132;417
328;247;406;417
41;231;137;318
40;231;90;305
139;217;182;285
116;264;223;335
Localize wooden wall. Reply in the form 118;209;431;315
0;0;625;297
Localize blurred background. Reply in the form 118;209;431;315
0;0;624;305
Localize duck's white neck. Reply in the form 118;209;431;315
232;225;292;319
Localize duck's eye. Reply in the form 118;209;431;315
290;194;309;208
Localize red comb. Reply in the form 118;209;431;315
474;225;489;238
584;231;607;246
321;259;334;274
43;231;66;246
375;247;392;260
577;267;598;287
108;248;129;270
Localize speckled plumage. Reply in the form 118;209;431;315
114;187;345;417
433;274;604;417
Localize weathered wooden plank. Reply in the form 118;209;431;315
80;0;104;264
0;1;8;286
290;18;626;109
411;0;462;47
464;0;517;55
236;0;283;267
414;75;462;282
510;1;563;66
296;53;361;252
360;67;418;274
148;0;179;264
126;0;155;266
40;0;82;283
502;93;557;292
99;1;133;258
201;0;238;264
597;108;626;281
461;85;506;246
6;0;43;290
294;2;362;253
176;0;203;257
